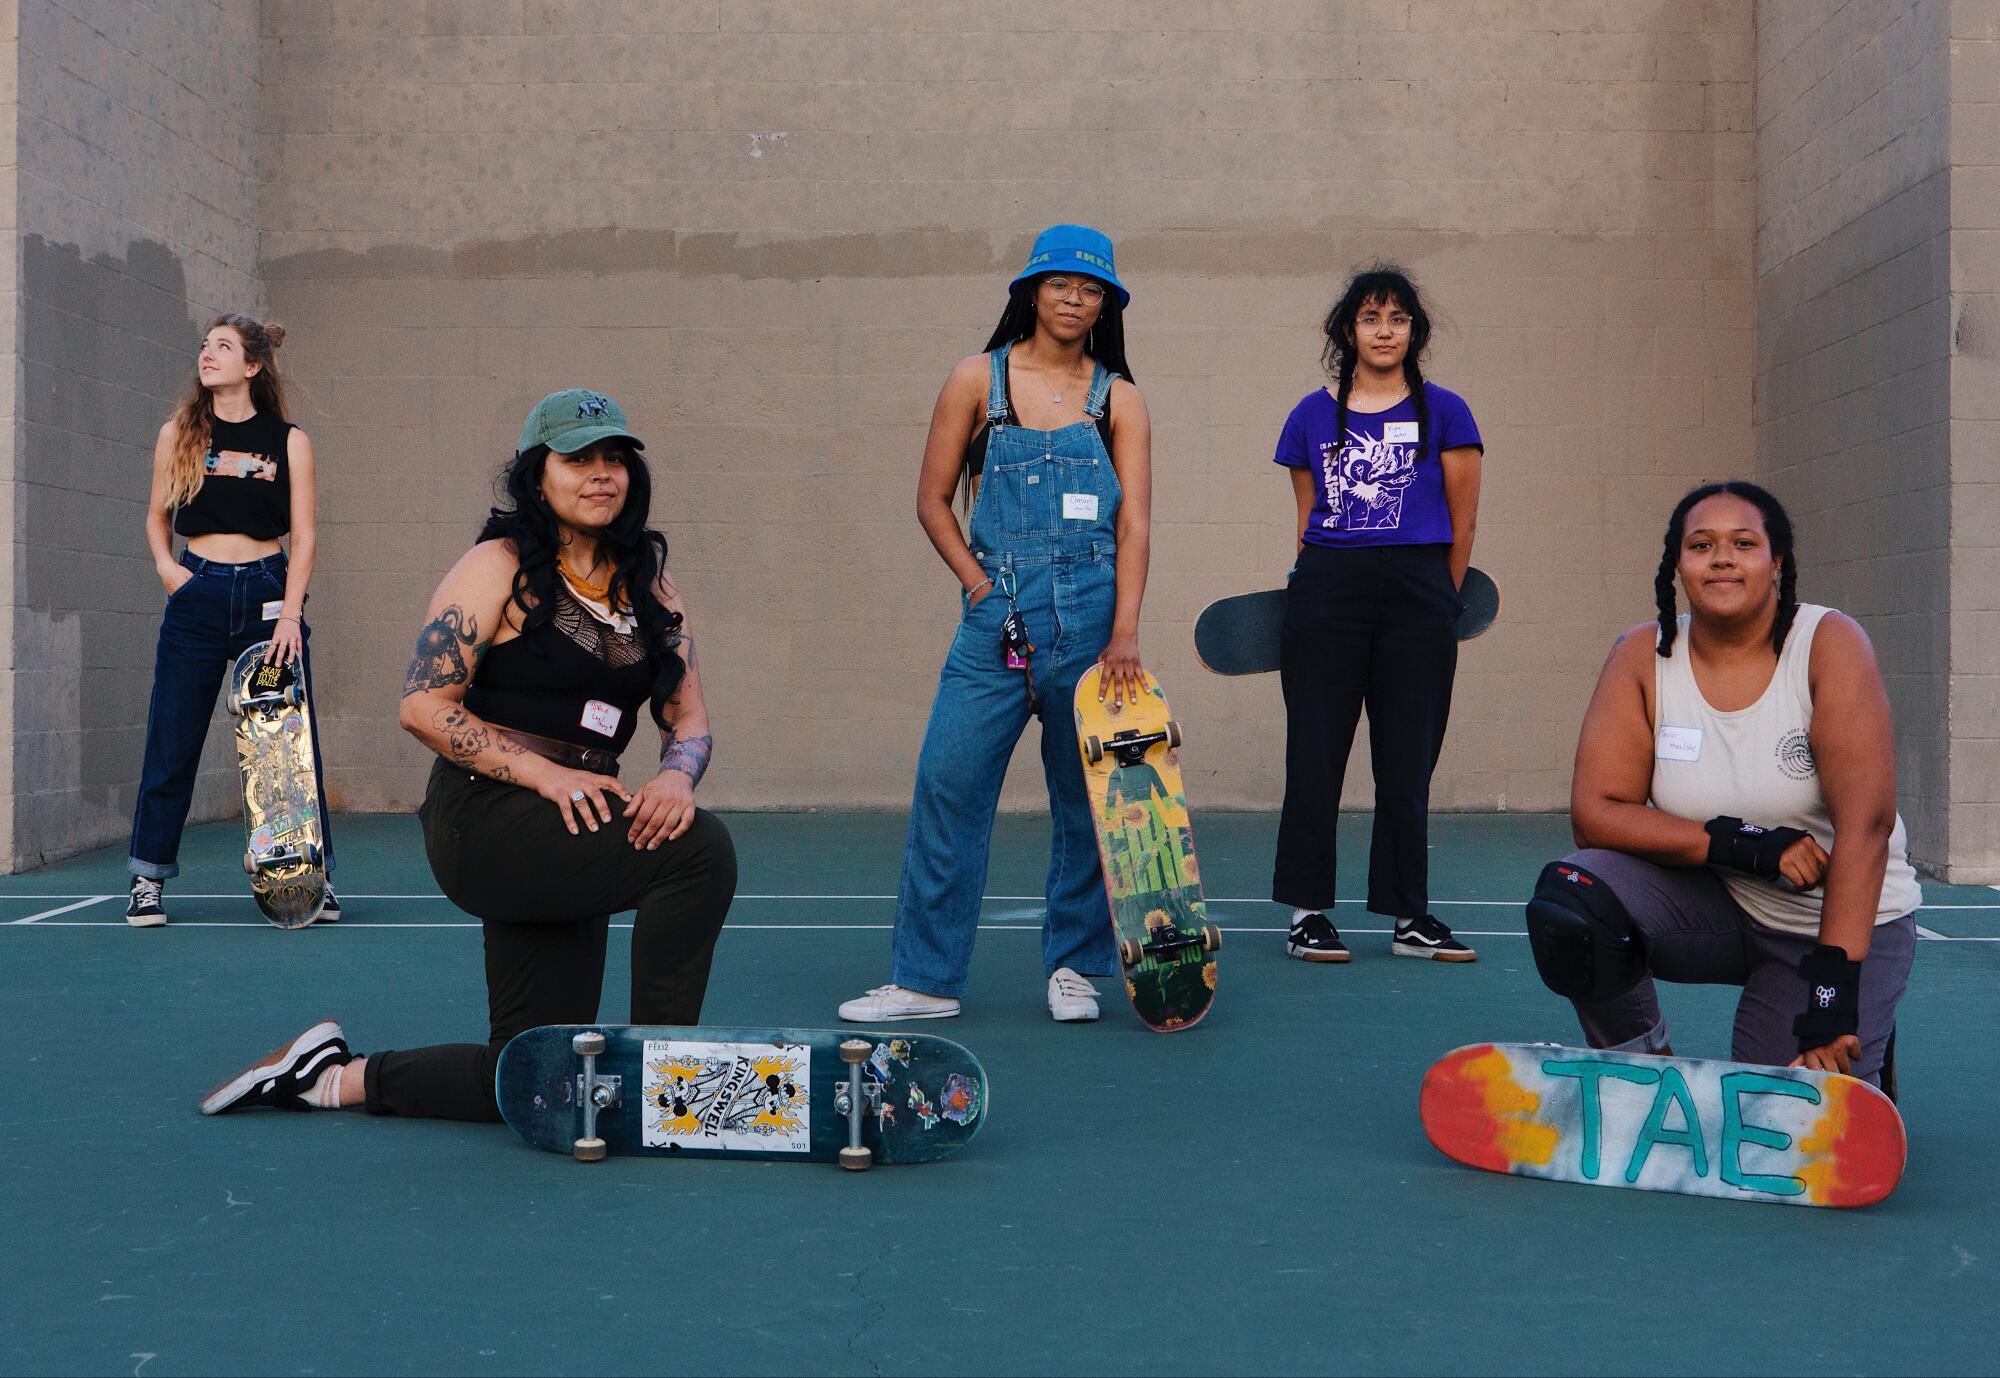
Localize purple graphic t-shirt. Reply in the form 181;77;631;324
1272;383;1482;548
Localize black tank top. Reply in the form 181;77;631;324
462;581;661;755
962;373;1114;478
173;411;295;539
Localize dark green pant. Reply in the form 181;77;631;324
364;758;738;1122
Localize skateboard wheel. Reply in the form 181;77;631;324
573;1031;607;1057
242;849;256;875
1201;923;1222;952
839;1038;871;1065
1083;735;1103;765
1165;719;1182;749
303;843;323;868
282;684;300;708
227;691;243;717
573;1137;607;1162
1119;937;1143;967
839;1146;873;1171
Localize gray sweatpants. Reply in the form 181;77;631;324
1562;849;1915;1088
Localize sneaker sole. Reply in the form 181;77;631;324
836;1004;961;1022
1391;943;1477;963
1287;943;1351;963
200;1019;344;1115
126;913;166;929
1050;1006;1100;1022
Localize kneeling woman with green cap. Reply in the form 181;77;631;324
840;224;1154;1025
199;389;739;1120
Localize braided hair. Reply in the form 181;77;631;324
1653;480;1799;658
1320;264;1434;468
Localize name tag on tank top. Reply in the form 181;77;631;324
581;699;623;738
1063;493;1099;520
1655;724;1703;762
1383;421;1419;444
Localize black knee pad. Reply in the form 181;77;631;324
1525;860;1647;1001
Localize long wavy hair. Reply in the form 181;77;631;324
1320;264;1434;465
163;314;289;510
478;442;687;724
1654;480;1799;658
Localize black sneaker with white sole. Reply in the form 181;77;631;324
127;876;166;928
1287;912;1351;963
1392;914;1476;963
317;886;340;923
200;1021;351;1114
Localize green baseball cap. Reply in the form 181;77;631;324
517;388;646;456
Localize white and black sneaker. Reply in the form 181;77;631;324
1287;911;1351;963
317;885;341;924
126;876;167;928
200;1020;351;1115
1392;914;1476;963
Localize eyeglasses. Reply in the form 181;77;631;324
1042;277;1107;305
1356;312;1413;332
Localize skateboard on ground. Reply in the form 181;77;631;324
497;1025;988;1169
1193;566;1501;676
1420;1042;1905;1208
227;642;326;929
1073;669;1220;1032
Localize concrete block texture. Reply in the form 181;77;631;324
251;0;1759;825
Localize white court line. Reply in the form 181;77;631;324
10;896;117;924
1916;924;1947;940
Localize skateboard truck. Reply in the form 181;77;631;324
1118;921;1223;968
570;1031;622;1162
242;842;323;875
834;1038;880;1171
1081;721;1181;767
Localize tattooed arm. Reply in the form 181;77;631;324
399;541;631;836
623;568;712;848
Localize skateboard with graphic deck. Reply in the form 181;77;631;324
1074;668;1220;1031
497;1025;987;1169
1420;1042;1905;1208
227;642;326;929
1193;566;1501;676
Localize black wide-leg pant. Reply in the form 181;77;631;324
1272;543;1460;918
364;758;739;1122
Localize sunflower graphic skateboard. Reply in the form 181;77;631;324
1420;1043;1905;1208
1074;669;1220;1031
228;643;326;929
497;1025;988;1169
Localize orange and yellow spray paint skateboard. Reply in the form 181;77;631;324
1074;668;1220;1031
1421;1043;1905;1208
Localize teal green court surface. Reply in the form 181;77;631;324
4;811;1997;1376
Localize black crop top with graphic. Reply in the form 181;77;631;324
462;581;664;756
173;412;296;539
962;372;1114;479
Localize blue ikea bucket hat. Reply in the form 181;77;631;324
1010;224;1130;308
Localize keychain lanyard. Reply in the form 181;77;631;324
997;568;1036;703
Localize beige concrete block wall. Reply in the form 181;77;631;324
3;0;261;870
1949;0;2000;879
0;0;18;861
262;0;1756;817
1752;0;1954;872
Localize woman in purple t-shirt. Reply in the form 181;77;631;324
1271;265;1484;965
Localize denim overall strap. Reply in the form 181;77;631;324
1083;363;1115;420
986;342;1015;424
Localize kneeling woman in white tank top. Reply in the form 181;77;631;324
1543;481;1919;1091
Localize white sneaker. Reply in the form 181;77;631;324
838;984;961;1022
1047;967;1100;1022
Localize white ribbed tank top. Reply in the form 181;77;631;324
1650;605;1921;936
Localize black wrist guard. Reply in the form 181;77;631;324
1793;944;1862;1051
1704;816;1808;880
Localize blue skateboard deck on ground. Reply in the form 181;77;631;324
497;1024;987;1167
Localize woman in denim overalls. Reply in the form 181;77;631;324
841;225;1153;1024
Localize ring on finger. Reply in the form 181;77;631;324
569;789;586;802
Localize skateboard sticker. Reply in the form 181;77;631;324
939;1073;983;1126
641;1039;811;1152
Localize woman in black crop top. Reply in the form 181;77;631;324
126;314;339;927
199;389;738;1124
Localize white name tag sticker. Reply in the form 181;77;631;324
261;600;284;621
1656;724;1703;762
1383;421;1420;444
1063;492;1099;521
581;699;623;737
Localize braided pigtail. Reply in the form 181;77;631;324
1404;356;1432;464
1654;535;1682;658
1771;526;1800;654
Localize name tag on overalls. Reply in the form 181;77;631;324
1063;493;1099;520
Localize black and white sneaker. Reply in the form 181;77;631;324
200;1021;351;1115
1287;912;1351;963
317;885;340;924
1392;915;1476;963
127;876;167;928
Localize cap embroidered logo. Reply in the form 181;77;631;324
577;395;611;419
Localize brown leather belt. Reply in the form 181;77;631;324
493;727;620;777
